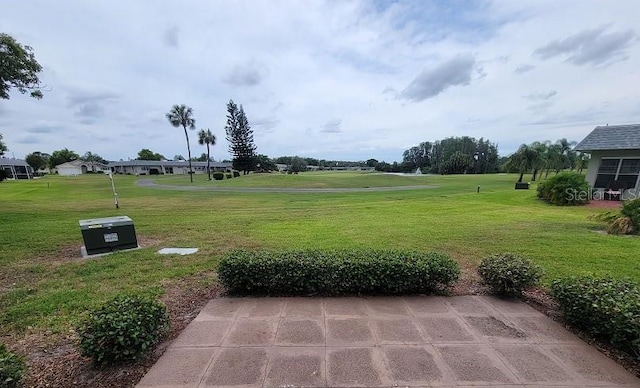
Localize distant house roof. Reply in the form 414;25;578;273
575;124;640;151
57;160;109;169
107;160;232;168
0;157;31;167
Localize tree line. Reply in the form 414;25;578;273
503;139;588;182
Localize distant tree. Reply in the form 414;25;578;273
173;154;185;161
0;169;7;182
136;148;164;161
255;154;277;172
80;151;107;164
0;133;7;156
25;151;50;171
575;152;590;174
225;100;257;174
193;153;214;162
441;151;473;174
166;104;196;182
0;33;43;100
197;128;216;180
49;148;79;168
289;156;308;173
505;144;540;183
366;158;379;168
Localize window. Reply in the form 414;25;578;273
594;158;640;189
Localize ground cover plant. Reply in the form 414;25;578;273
594;198;640;235
478;253;543;296
219;249;459;295
1;172;639;384
0;344;25;388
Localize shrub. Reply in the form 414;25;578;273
0;170;7;182
225;173;232;179
478;253;543;297
593;198;640;235
551;277;640;358
218;249;460;295
79;294;169;366
0;344;25;388
536;172;589;206
232;170;240;178
212;171;224;180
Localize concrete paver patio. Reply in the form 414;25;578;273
137;295;639;387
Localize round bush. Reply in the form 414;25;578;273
536;171;589;206
478;253;543;296
0;344;25;388
79;294;169;366
212;171;224;180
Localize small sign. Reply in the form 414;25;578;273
104;233;119;243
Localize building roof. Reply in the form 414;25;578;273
0;157;31;167
57;160;109;169
575;124;640;151
108;160;232;168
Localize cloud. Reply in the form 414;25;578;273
514;64;535;74
26;124;59;134
321;119;342;133
533;25;636;66
66;91;120;124
16;135;41;144
401;54;478;101
163;26;179;48
523;90;557;101
223;62;265;87
252;116;280;133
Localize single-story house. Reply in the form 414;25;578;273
0;157;35;179
56;160;110;176
108;160;233;175
575;124;640;198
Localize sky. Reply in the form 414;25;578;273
1;0;639;163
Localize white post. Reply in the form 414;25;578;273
108;171;119;209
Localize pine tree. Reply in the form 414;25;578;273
225;100;257;174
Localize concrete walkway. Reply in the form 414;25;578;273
137;296;639;387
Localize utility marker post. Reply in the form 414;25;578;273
107;171;119;209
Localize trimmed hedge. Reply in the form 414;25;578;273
536;171;589;206
218;249;460;295
478;253;543;297
551;276;640;358
212;171;224;180
0;344;25;388
79;294;169;366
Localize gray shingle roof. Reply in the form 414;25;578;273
0;157;30;167
575;124;640;151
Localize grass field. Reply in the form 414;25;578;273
1;172;639;335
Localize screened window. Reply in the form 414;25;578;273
594;158;640;189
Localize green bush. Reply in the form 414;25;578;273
232;170;240;178
593;198;640;235
551;277;640;358
0;170;7;182
536;172;589;206
79;294;169;366
225;173;232;179
218;249;460;295
478;253;543;296
0;344;25;388
212;171;224;180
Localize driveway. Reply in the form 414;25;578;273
137;295;638;387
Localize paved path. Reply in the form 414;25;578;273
136;179;438;193
137;296;639;387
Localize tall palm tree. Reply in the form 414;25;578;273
505;144;540;183
198;129;216;180
166;104;196;182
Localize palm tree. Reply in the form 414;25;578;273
166;104;196;182
198;129;216;180
505;144;540;183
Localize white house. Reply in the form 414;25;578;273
108;160;232;175
575;124;640;198
0;157;34;179
56;160;110;176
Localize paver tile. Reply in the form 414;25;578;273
418;316;477;342
479;295;540;315
403;296;451;314
382;345;443;384
203;347;268;387
283;298;323;317
327;348;383;387
171;320;232;347
195;298;244;320
447;296;494;315
510;315;580;343
437;344;517;384
326;318;374;346
463;315;528;342
364;296;410;315
371;319;425;343
324;297;368;316
137;347;216;387
275;319;324;345
493;344;573;383
238;298;285;317
222;319;278;346
264;347;325;387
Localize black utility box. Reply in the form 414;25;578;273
79;216;138;255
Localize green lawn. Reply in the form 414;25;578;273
1;172;639;335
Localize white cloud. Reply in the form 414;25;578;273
1;0;640;161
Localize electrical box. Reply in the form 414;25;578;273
79;216;138;255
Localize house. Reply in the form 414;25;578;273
108;160;233;175
56;160;110;176
0;157;35;179
575;124;640;197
